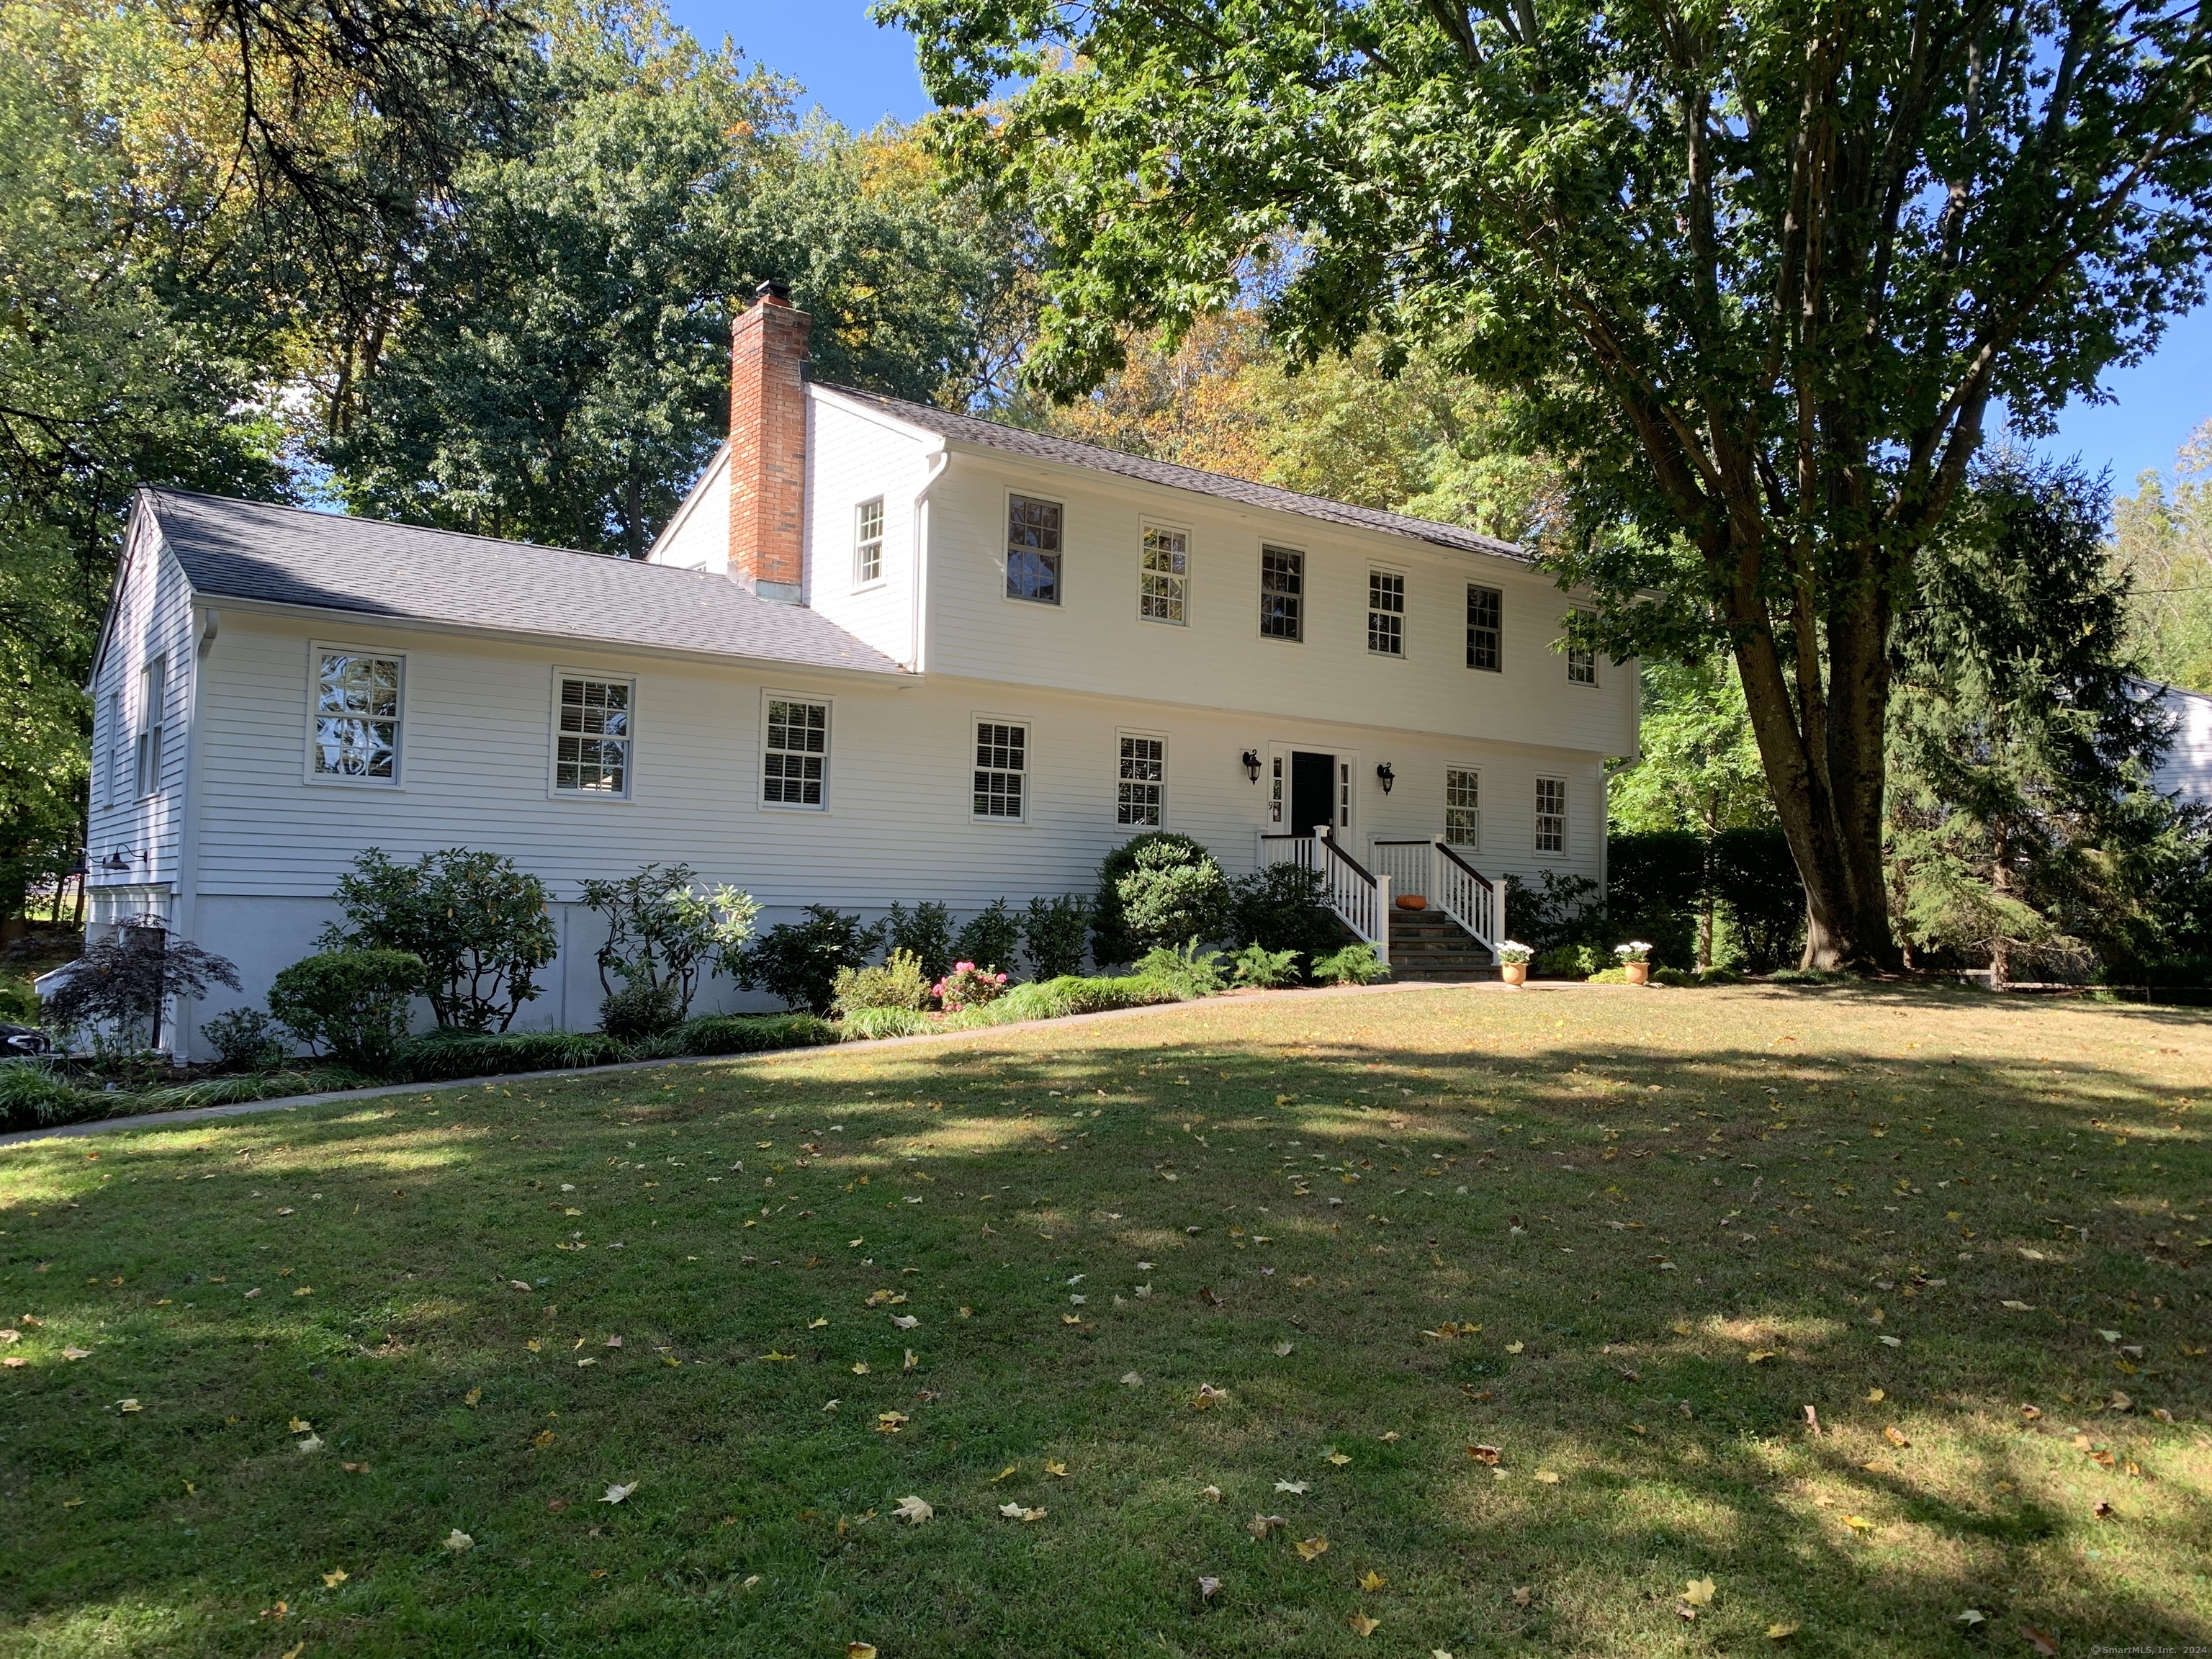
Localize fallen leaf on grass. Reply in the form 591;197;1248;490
323;1567;349;1587
1467;1445;1501;1465
1120;1371;1143;1386
295;1433;323;1454
998;1503;1046;1522
1202;1485;1223;1502
1884;1426;1910;1448
1198;1575;1221;1601
341;1462;370;1475
2093;1498;2115;1519
990;1465;1018;1483
875;1412;909;1434
1533;1470;1561;1484
602;1483;635;1504
1878;1336;1903;1347
847;1645;878;1659
1505;1341;1524;1354
1955;1609;1985;1627
1273;1341;1295;1357
1044;1461;1069;1478
443;1529;474;1553
2002;1300;2035;1310
462;1388;481;1408
1295;1537;1330;1561
1379;1431;1400;1442
1193;1383;1229;1409
1359;1570;1387;1591
893;1496;932;1524
891;1315;920;1330
1842;1515;1874;1535
1747;1350;1775;1364
1682;1577;1715;1607
1348;1613;1380;1637
1864;1390;1884;1404
2023;1628;2059;1657
1512;1586;1532;1607
1277;1479;1310;1495
59;1346;91;1360
1248;1514;1287;1537
116;1398;141;1413
1766;1620;1801;1640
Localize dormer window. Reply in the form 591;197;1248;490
1007;496;1061;604
855;498;885;586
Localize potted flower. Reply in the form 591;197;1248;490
1614;941;1654;985
1496;940;1534;987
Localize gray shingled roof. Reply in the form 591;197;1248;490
144;490;905;675
818;385;1531;562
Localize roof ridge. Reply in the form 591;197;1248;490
811;383;1528;560
143;486;727;577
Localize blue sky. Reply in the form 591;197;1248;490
669;0;2210;494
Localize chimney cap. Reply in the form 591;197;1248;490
753;278;793;305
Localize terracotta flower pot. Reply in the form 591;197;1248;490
1395;894;1428;911
1501;962;1528;986
1625;961;1650;986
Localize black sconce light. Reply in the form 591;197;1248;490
1241;749;1262;784
1375;762;1396;794
102;850;130;872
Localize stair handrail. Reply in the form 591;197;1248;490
1429;837;1502;953
1313;827;1390;966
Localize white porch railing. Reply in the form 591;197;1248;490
1370;837;1504;956
1257;828;1390;966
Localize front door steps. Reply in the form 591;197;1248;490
1388;907;1499;983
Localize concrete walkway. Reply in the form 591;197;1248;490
0;976;1545;1149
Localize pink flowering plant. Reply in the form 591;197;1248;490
932;961;1008;1012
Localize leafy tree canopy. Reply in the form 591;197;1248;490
886;0;2212;968
2111;418;2212;693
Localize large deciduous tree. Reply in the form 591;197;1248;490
886;0;2212;968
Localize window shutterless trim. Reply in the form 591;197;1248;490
1444;766;1481;850
303;641;405;787
1367;567;1406;657
1115;728;1166;827
1259;544;1305;642
971;714;1030;823
760;690;832;811
1565;607;1599;686
135;655;168;799
1139;521;1190;625
854;495;886;588
1534;773;1569;856
547;667;637;801
1004;492;1064;606
1465;584;1503;672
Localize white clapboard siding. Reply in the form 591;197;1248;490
801;395;934;668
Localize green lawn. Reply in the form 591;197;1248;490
1;981;2207;1657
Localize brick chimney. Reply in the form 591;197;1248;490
728;279;811;602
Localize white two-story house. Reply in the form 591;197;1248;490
83;283;1636;1053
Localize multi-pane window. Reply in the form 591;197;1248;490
1566;608;1599;685
1007;496;1062;604
107;692;124;806
1269;753;1285;824
855;498;885;585
1338;760;1352;830
1141;525;1187;624
555;676;632;795
1466;585;1503;671
974;721;1028;819
134;657;166;798
1259;546;1304;640
763;698;829;807
313;650;400;781
1445;768;1480;848
1118;735;1165;826
1368;570;1406;655
1535;775;1568;855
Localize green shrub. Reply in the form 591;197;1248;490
1586;965;1632;983
269;949;425;1073
1118;842;1231;955
1651;966;1700;987
0;1060;94;1131
129;1069;369;1112
394;1028;628;1082
884;902;956;982
323;847;559;1031
1092;832;1216;965
200;1007;287;1072
583;863;760;1026
832;948;930;1016
737;907;884;1014
948;974;1177;1028
1228;864;1343;961
1696;966;1748;984
1133;940;1227;998
677;1013;838;1056
1022;894;1092;979
1533;942;1608;979
840;1006;933;1040
952;899;1020;980
598;981;681;1040
1310;943;1386;985
40;923;240;1052
1229;942;1301;988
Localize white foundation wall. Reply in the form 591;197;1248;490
167;606;1608;1056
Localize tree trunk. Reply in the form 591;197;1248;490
1989;817;2012;991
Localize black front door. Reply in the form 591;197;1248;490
1290;750;1336;837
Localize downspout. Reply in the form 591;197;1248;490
907;444;949;674
171;602;218;1057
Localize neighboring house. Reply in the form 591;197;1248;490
2148;682;2212;809
83;284;1637;1056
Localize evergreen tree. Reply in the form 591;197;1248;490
2110;419;2212;694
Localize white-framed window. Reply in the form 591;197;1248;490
1140;524;1187;624
1535;775;1568;855
134;655;168;799
1445;768;1480;848
106;691;125;806
855;497;885;586
1338;758;1352;830
552;673;634;797
763;696;830;809
1466;585;1502;672
1007;495;1062;604
973;719;1028;821
1269;752;1285;824
1367;570;1406;655
1117;732;1165;826
1566;608;1599;685
1259;546;1303;640
310;647;402;783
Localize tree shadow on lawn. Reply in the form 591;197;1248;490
0;986;2207;1655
